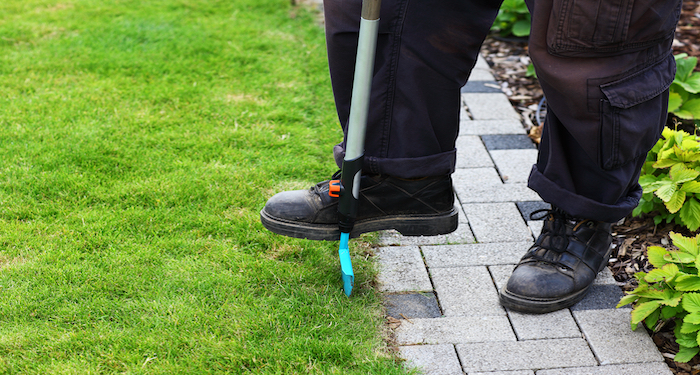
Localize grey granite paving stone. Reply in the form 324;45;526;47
489;149;538;183
395;316;515;344
453;166;503;185
592;267;618;286
516;201;552;219
461;80;503;93
536;362;673;375
462;93;520;120
468;66;496;81
456;338;597;372
472;371;534;375
463;203;533;243
452;169;541;203
399;345;463;375
572;309;665;365
456;200;468;223
377;231;449;246
456;135;493;168
429;266;504;317
378;216;476;245
570;284;628;311
507;308;582;340
422;242;532;268
481;134;536;150
488;264;517;291
474;55;490;70
527;221;543;240
459;119;528;135
460;100;472;121
376;246;433;292
384;293;442;319
445;223;477;244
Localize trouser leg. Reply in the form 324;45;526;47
324;0;503;178
525;0;681;222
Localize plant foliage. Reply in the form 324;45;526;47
618;232;700;362
491;0;531;38
669;54;700;124
633;127;700;232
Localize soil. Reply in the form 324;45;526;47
481;1;700;373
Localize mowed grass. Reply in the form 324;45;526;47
0;1;405;373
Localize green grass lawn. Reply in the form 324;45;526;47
0;1;405;373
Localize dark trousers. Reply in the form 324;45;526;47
324;0;681;222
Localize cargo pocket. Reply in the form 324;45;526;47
599;55;675;170
547;0;680;57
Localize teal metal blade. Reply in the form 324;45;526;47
339;232;354;296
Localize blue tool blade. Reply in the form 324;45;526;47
338;232;354;296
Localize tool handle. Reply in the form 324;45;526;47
361;0;381;20
335;0;382;235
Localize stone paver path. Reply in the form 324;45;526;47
376;55;672;375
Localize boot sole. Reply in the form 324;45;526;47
499;284;591;314
260;207;459;241
499;244;613;314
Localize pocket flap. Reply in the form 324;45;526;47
600;55;675;109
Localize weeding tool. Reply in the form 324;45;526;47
328;0;382;297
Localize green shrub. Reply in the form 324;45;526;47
491;0;531;38
669;54;700;123
618;232;700;362
633;127;700;232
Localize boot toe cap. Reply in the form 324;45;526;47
505;263;575;300
262;190;316;222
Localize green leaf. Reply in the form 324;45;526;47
681;322;700;334
655;182;678;202
647;246;670;268
645;308;661;330
511;20;531;37
645;264;680;284
677;75;700;95
675;347;700;363
617;293;639;308
676;333;700;348
665;251;697;264
666;190;687;213
685;312;700;325
676;275;700;291
662;304;683;319
681;181;700;194
675;54;697;82
675;109;696;120
671;231;700;256
671;164;700;183
662;291;684;307
635;288;672;300
681;138;700;151
683;293;700;312
669;91;684;112
631;300;661;325
680;197;700;232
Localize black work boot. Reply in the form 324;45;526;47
260;172;458;241
499;207;613;314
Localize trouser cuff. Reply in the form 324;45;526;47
527;165;641;223
334;144;456;179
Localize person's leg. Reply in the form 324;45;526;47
325;0;502;178
500;0;681;313
261;0;503;240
